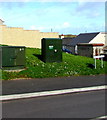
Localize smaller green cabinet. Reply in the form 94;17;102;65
42;38;62;63
0;47;1;69
1;46;26;69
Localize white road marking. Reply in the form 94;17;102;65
90;115;107;120
0;85;107;101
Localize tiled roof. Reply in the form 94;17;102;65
62;38;74;45
69;32;100;46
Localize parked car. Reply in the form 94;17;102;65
62;48;72;54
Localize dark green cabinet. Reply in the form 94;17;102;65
0;47;1;69
1;46;25;69
42;38;62;62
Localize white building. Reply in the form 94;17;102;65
67;32;106;56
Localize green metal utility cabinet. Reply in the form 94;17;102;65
1;46;26;69
0;47;1;69
42;38;62;63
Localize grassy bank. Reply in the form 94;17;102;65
2;48;107;80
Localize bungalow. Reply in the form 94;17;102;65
77;43;104;57
67;32;106;56
62;38;74;53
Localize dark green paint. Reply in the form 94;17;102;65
42;38;62;63
1;46;26;69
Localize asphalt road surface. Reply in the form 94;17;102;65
2;90;106;119
2;74;106;95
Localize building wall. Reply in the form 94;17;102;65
77;45;104;57
0;25;59;48
89;32;105;56
78;45;93;57
63;45;75;54
89;32;106;45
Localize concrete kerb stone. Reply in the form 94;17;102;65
1;85;107;101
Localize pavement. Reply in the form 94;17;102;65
1;74;107;101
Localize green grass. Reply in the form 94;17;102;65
2;48;107;80
0;44;8;46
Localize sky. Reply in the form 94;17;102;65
0;0;106;35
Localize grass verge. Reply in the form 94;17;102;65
2;48;107;80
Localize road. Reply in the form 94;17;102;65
2;74;106;95
2;90;106;119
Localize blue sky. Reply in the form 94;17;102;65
0;1;105;35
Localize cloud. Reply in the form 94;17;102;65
0;1;105;35
30;25;46;31
75;2;105;18
62;22;71;28
30;22;71;32
30;25;36;30
76;2;103;11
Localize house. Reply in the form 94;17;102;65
59;34;77;39
68;32;106;56
61;34;77;53
62;38;74;53
77;43;104;57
